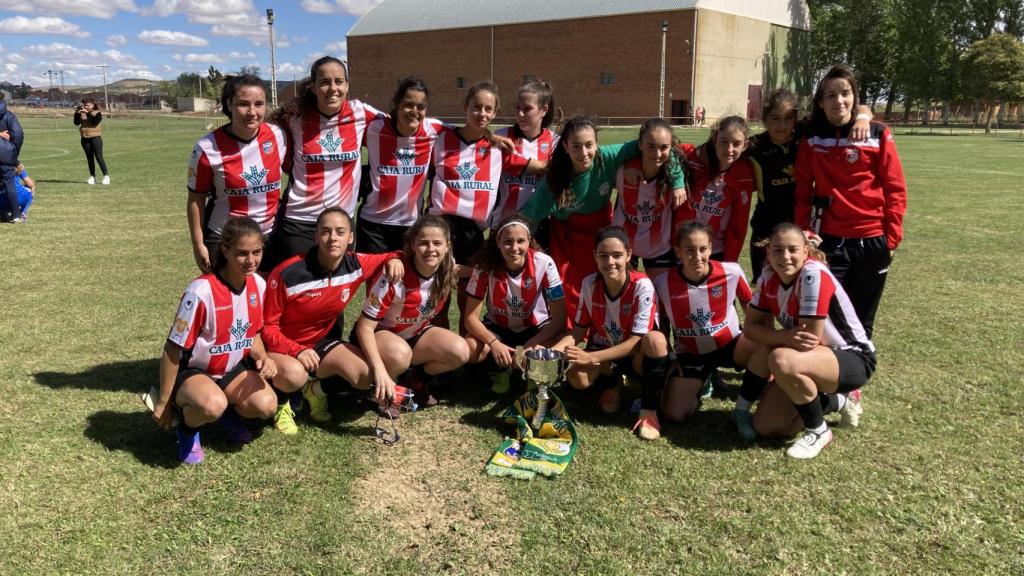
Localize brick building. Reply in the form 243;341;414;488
346;0;811;124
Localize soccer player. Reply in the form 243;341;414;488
739;222;874;459
634;222;755;440
267;57;381;268
795;65;907;338
463;214;573;394
262;207;404;432
187;75;288;273
612;118;687;280
565;226;659;415
522;117;685;323
357;77;445;254
152;217;278;465
355;215;470;409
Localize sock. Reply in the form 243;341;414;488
273;386;289;405
311;379;327;397
641;355;671;411
794;398;826;432
738;371;769;407
179;421;199;435
820;393;847;414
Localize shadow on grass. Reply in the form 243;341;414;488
35;178;86;184
84;409;180;469
660;408;790;453
34;359;159;392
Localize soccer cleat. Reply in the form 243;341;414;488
699;375;714;400
303;382;331;422
840;389;863;428
786;428;834;460
87;176;95;185
631;409;661;441
732;408;757;440
101;175;110;185
599;385;622;413
176;427;205;465
220;410;253;444
274;402;299;435
491;370;511;394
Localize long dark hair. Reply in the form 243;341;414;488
473;213;541;273
272;56;347;125
220;74;265;119
390;76;430;116
213;217;263;271
513;80;556;136
638;117;684;204
404;215;456;310
810;65;860;128
686;116;748;193
547;116;599;210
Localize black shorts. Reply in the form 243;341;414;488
312;336;347;361
266;217;317;271
350;324;436;350
676;336;741;381
356;216;408;254
832;347;876;393
175;355;256;394
483;320;542;348
442;214;484;265
630;248;677;271
204;230;275;273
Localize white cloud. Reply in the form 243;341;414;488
172;51;256;64
0;16;90;38
4;63;17;73
324;41;347;53
277;62;306;76
5;0;138;19
301;0;335;14
301;0;382;15
106;34;127;47
138;30;209;47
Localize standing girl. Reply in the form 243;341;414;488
355;215;470;408
795;65;907;338
152;217;278;465
740;222;874;459
187;75;288;273
463;214;573;394
269;56;381;267
74;98;110;185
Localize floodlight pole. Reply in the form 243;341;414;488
659;21;668;118
97;64;110;112
267;8;278;109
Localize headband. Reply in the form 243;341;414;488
496;220;530;237
594;226;630;248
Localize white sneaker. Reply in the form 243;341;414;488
87;176;96;185
840;389;863;428
101;175;110;185
786;428;833;459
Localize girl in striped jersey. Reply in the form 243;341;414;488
355;215;470;409
612;117;688;280
463;214;573;394
357;77;445;254
263;207;404;432
676;116;755;264
154;217;279;465
268;56;382;268
522;117;686;324
739;223;874;459
488;81;558;228
566;227;660;415
634;222;755;440
187;75;288;273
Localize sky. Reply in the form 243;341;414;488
0;0;384;88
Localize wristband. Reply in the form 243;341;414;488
487;337;499;346
855;114;870;122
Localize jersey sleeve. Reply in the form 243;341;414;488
797;264;834;318
167;288;206;350
260;272;304;356
599;139;640;171
465;267;488;300
540;255;564;301
735;267;753;305
749;272;771;312
574;277;595;328
273;123;292;173
501;149;530;176
355;251;402;283
878;126;907;250
723;160;753;262
630;279;657;336
520;180;556;222
362;274;396;321
188;142;213;195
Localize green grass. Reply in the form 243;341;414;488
2;116;1023;575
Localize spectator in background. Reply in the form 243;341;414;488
74;98;111;185
0;162;35;221
0;92;25;223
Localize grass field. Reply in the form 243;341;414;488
1;114;1023;575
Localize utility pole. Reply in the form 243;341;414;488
97;64;110;112
267;8;278;109
58;70;67;107
45;70;56;106
659;21;668;118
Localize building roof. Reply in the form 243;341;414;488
348;0;810;37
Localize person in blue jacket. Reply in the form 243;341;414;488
0;93;25;223
0;163;35;220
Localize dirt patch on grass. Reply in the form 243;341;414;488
351;406;521;571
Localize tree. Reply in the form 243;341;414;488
961;33;1024;132
238;65;261;78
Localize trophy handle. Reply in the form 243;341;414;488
514;345;526;371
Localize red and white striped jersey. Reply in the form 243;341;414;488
262;248;398;356
283;100;381;221
167;273;266;378
613;157;677;258
489;127;557;227
678;143;755;262
429;129;531;227
575;270;657;350
465;249;565;333
188;123;288;235
654;261;752;355
750;258;875;353
362;116;445;226
362;258;448;340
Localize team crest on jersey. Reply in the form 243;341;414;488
341;288;350;301
711;285;723;298
688;307;713;327
394;147;417;166
318;132;343;153
417;301;434;316
270;279;278;289
505;295;526;312
249;293;257;307
229;318;251;340
456;161;479;180
607;322;625;343
183;298;194;311
622;302;633;315
540;142;550;153
803;273;818;286
241;165;268;187
778;311;795;329
523;278;534;290
262;141;274;154
702;187;725;206
477;147;489;158
845;148;860;163
174;317;189;334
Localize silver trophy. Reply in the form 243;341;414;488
515;347;569;429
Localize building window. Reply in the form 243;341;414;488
599;72;615;85
523;74;536;84
456;77;465;89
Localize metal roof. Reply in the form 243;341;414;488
347;0;810;37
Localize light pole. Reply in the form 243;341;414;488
267;8;278;109
97;64;110;112
659;20;668;118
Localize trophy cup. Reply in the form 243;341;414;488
515;347;569;429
